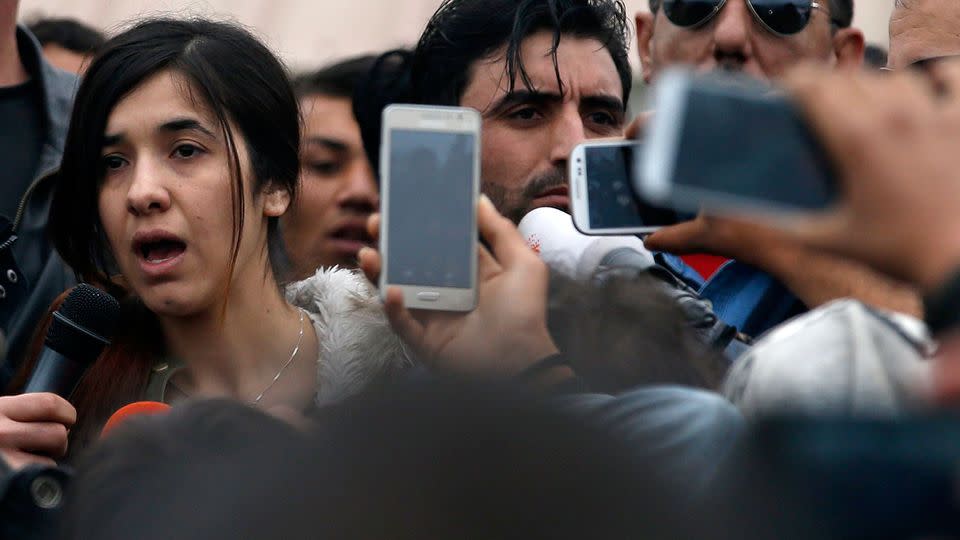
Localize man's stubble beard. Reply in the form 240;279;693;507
481;167;568;224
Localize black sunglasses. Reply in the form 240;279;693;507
662;0;834;36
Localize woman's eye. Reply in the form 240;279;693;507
103;156;126;171
173;144;202;159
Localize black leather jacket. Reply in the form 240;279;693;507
0;27;78;385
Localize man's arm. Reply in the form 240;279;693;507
645;214;923;317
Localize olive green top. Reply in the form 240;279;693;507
144;356;187;404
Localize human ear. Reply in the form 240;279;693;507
636;11;657;84
261;182;291;217
833;27;865;70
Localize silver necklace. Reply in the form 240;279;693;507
167;309;308;405
252;308;307;405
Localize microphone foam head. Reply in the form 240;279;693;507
45;284;120;364
517;208;592;277
101;401;172;438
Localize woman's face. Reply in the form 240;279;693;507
97;70;289;317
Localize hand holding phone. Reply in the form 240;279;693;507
639;69;838;216
778;62;960;291
359;197;560;378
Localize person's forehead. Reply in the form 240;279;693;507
107;71;215;133
464;31;622;107
890;0;960;66
300;94;362;144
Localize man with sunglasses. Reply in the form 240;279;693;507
637;0;864;79
629;0;922;338
888;0;960;71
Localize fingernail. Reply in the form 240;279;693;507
479;194;493;208
357;246;372;259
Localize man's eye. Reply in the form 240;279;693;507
588;112;618;126
508;107;541;121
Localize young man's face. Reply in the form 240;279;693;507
282;94;378;277
459;30;625;224
888;0;960;70
636;0;862;82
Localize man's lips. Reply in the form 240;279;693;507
328;223;374;254
532;186;570;210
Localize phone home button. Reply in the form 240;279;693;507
417;291;441;302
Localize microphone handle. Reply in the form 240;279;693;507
23;349;87;398
598;247;655;270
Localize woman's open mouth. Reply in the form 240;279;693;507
132;230;187;276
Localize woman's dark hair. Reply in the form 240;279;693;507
356;0;632;176
29;18;300;459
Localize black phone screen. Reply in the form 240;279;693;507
386;129;475;288
671;79;837;211
585;143;681;229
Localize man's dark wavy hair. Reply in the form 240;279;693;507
355;0;632;176
647;0;853;28
410;0;632;106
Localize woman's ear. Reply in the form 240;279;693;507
262;182;292;218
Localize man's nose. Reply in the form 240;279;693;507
549;106;587;166
337;161;379;213
712;0;754;60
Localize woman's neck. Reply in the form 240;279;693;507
159;271;309;402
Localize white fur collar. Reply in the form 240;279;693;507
285;267;412;405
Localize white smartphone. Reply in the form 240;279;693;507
639;68;838;216
379;104;480;311
569;140;683;235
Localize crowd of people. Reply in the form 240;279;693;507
1;0;960;537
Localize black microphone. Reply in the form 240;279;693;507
23;284;119;397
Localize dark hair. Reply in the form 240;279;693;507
411;0;631;107
62;400;304;540
37;17;300;459
547;273;727;392
62;384;686;539
292;54;378;100
356;0;632;176
647;0;854;28
27;17;106;54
